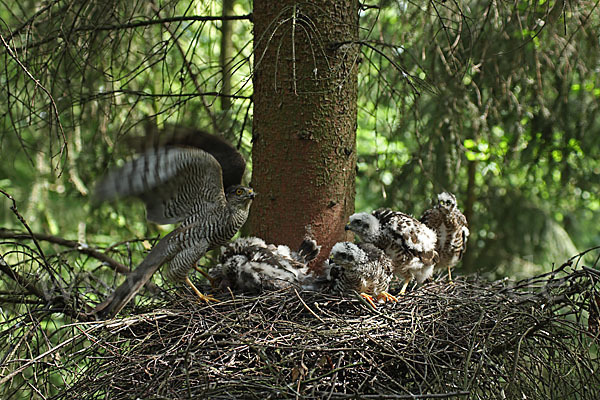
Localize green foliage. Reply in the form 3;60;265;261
1;1;600;399
1;0;254;242
355;0;600;276
1;0;599;283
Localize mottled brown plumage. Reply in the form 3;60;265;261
420;192;469;282
325;242;397;307
345;209;438;295
210;237;320;293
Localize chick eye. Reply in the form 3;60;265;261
236;188;244;195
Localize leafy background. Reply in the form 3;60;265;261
1;0;599;283
1;1;599;398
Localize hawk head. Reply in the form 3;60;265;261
226;185;256;207
329;242;367;268
437;192;457;212
345;212;380;242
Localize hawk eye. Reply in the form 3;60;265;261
236;188;244;195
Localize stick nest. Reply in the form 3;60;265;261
1;250;600;399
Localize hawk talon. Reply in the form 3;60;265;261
360;292;378;309
185;276;220;303
377;291;398;303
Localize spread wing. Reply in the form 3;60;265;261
162;128;246;190
137;125;246;189
94;147;226;224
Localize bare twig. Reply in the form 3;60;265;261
0;189;51;270
0;253;48;301
2;249;597;399
0;229;130;274
0;35;68;173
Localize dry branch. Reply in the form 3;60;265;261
1;247;598;399
0;228;130;274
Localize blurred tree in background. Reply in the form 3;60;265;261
1;1;600;398
1;0;598;285
354;0;600;278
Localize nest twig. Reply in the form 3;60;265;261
1;246;598;399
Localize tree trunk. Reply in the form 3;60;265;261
463;159;477;273
250;1;359;270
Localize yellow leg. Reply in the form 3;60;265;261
447;266;454;284
377;291;398;303
360;293;378;309
399;278;411;295
194;264;218;288
185;276;219;303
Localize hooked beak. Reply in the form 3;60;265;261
344;224;350;231
248;189;257;199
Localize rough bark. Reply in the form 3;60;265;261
250;1;359;270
